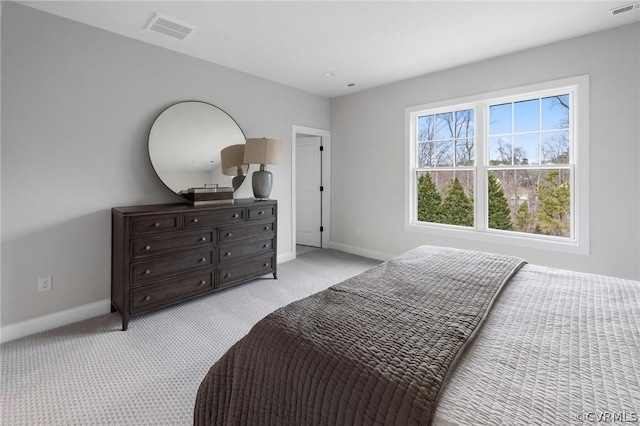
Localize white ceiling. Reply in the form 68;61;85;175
16;1;640;98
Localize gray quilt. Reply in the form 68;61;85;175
433;264;640;425
194;246;527;425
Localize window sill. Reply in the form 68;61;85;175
406;221;589;255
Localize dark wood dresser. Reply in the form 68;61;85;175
111;199;277;330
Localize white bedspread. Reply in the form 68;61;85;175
434;264;640;425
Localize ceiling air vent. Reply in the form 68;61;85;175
145;13;195;40
609;2;640;16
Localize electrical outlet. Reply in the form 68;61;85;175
38;276;52;293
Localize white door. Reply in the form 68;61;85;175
296;135;322;247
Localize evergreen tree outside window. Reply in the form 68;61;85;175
417;172;441;223
515;200;534;233
487;173;513;231
440;177;474;226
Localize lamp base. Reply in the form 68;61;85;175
252;170;273;199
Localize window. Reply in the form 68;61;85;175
405;76;589;253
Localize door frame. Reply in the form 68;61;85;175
292;125;331;257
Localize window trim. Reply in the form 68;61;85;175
404;75;589;255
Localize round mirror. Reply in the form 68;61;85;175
148;101;247;196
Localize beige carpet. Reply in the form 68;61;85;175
1;249;379;426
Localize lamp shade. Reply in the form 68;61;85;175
244;138;282;165
220;144;248;176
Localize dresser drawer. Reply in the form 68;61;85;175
217;255;275;288
218;237;274;264
130;272;213;314
184;208;245;229
218;221;275;243
131;231;214;259
131;214;180;235
131;250;213;285
248;205;276;220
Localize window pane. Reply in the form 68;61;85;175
514;99;539;133
417;141;436;167
541;130;570;164
435;113;454;140
541;95;569;130
416;171;474;227
489;136;512;165
489;103;511;135
487;169;571;238
513;133;540;165
455;139;474;166
455;109;474;138
418;114;435;141
436;140;453;166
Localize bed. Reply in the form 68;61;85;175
194;245;640;425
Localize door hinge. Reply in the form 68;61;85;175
320;145;324;151
320;186;324;192
320;226;324;232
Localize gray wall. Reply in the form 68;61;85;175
331;23;640;280
1;3;330;326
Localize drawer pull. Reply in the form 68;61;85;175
144;296;151;301
144;269;151;275
154;222;160;227
224;273;232;278
199;257;206;262
200;236;207;242
145;245;151;250
263;244;269;249
198;280;206;286
226;233;232;238
263;263;269;267
225;252;232;257
232;213;239;218
263;226;270;231
193;218;199;223
259;210;265;215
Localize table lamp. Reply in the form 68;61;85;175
243;137;282;199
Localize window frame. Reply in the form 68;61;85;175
404;75;589;254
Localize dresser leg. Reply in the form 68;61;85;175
121;313;129;331
112;303;128;330
273;272;277;279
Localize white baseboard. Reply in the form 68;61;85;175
2;253;294;343
329;242;395;262
1;247;376;343
0;299;112;343
277;250;295;264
